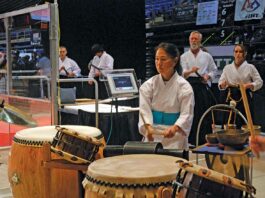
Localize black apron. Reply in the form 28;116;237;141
187;77;214;145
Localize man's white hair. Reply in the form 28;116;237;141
189;31;202;41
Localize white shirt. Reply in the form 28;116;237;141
36;56;51;76
218;61;263;91
139;72;194;149
181;49;217;80
89;51;114;78
59;56;81;77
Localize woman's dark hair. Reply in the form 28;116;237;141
91;44;104;55
234;44;247;57
155;42;182;75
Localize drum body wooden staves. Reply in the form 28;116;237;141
8;125;104;198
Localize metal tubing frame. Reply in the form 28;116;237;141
12;75;51;99
4;17;11;95
50;2;59;125
195;104;248;163
0;4;49;19
0;3;59;124
196;104;248;148
195;104;254;185
11;70;37;74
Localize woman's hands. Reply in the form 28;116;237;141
249;136;265;157
164;125;186;138
145;124;154;141
145;124;186;141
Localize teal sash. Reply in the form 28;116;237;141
152;110;180;125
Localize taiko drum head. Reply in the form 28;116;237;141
86;154;182;186
14;125;102;144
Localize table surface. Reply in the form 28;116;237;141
60;103;141;145
192;143;251;156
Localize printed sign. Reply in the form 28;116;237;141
235;0;265;21
196;1;219;25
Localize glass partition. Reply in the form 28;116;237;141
10;8;51;98
0;4;56;146
0;18;6;94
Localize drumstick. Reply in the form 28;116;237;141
151;129;166;136
239;84;259;158
227;83;239;88
227;100;236;126
227;110;233;126
139;112;164;136
63;67;69;75
239;84;255;138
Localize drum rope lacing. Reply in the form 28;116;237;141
85;175;173;189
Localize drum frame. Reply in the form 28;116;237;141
51;126;104;164
171;160;256;198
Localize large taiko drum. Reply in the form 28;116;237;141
8;125;104;198
174;160;256;198
83;154;182;198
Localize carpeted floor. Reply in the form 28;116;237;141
0;147;12;198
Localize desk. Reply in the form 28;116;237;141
60;104;142;145
192;144;252;185
100;96;139;107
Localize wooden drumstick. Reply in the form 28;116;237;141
227;100;236;126
239;84;255;138
140;112;164;136
239;84;259;158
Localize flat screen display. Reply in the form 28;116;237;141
113;76;134;91
107;73;138;96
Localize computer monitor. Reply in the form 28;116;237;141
106;72;138;97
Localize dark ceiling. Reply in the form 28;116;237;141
0;0;146;79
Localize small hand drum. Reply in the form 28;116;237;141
174;160;256;198
51;125;105;164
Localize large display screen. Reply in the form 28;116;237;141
107;73;138;97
